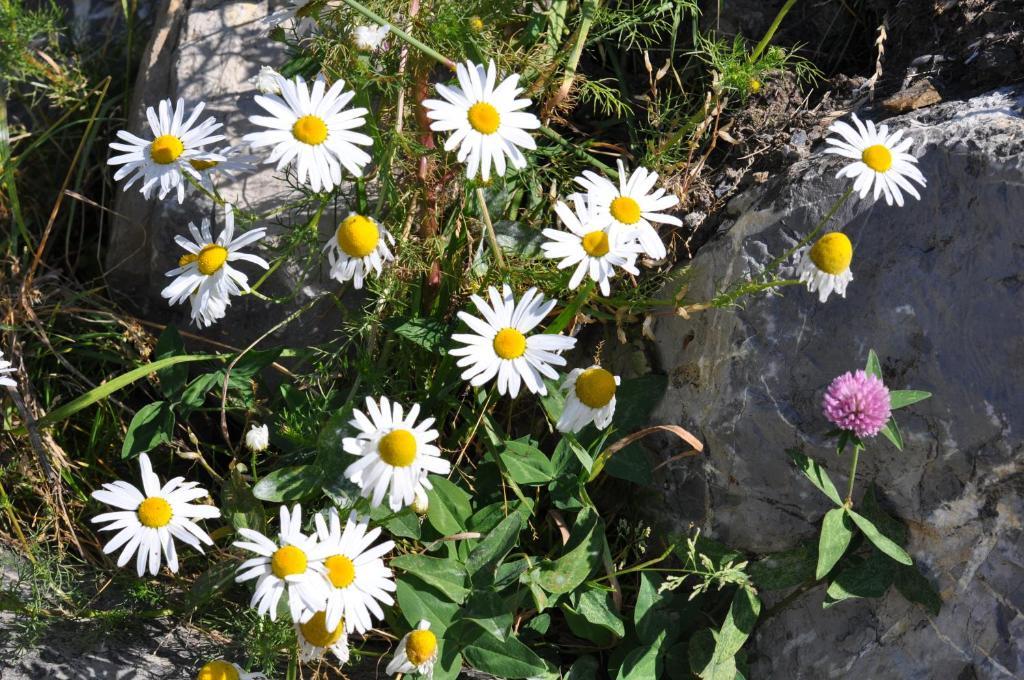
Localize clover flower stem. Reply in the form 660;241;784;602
475;187;506;269
844;443;862;506
337;0;456;70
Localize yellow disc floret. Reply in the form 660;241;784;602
581;230;610;257
749;78;762;93
861;144;893;172
809;232;853;275
190;158;220;171
292;115;329;145
378;429;418;467
196;660;240;680
324;554;356;588
299;610;346;648
467;102;501;135
137;497;173;528
492;327;527;360
468;16;484;32
609;196;641;225
574;367;617;408
196;244;229;276
271;545;308;578
336;215;380;258
150;135;185;165
406;629;438;665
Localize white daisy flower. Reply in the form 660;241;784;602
196;659;266;680
188;145;257;195
556;366;620;434
295;610;350;664
90;452;220;577
0;350;17;388
245;423;270;453
265;0;318;35
324;213;395;289
234;504;332;624
795;232;853;303
574;159;681;261
353;24;390;51
542;194;642;296
314;508;396;634
160;204;269;328
449;285;577;397
386;620;439;678
824;113;926;207
250;65;284;95
421;59;540;181
244;73;372;192
108;98;225;204
343;396;451;512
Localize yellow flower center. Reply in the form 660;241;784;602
492;327;527;360
270;545;308;578
136;497;173;528
581;230;610;257
324;554;356;588
406;629;438;666
468;16;484;32
179;253;198;267
861;144;893;172
809;232;853;275
292;115;329;145
196;244;229;276
378;429;418;467
574;367;616;408
299;610;346;648
609;196;641;225
190;158;220;171
749;78;762;93
467;102;501;135
150;135;185;165
335;215;380;258
196;660;239;680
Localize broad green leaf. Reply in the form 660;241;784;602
395;575;459;629
389;317;449;352
121;401;175;458
536;507;602;594
787;448;843;506
426;477;473;535
539;378;565;422
865;349;882;378
178;371;224;412
635;572;667;643
688;628;717;676
894;564;942;615
612;375;669;432
825;551;895;605
369;504;422;540
574;587;624;637
390;554;469;604
567;656;600;680
183;559;237;611
154;326;187;398
221;468;265;532
748;542;817;591
816;508;855;579
889;390;931;410
252;464;323;503
462;631;550;678
604;445;652;485
617;629;666;679
500;440;555;485
848;510;913;565
230;348;284;379
700;588;761;680
466;511;523;587
861;486;907;545
880;416;904;450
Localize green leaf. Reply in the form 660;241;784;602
395;575;459;629
688;628;717;676
634;572;662;643
121;401;175;459
499;439;554;485
221;468;265;532
390;554;469;604
748;543;817;591
816;508;855;579
539;378;565;423
426;477;473;535
617;629;666;679
562;587;624;643
880;416;904;450
536;507;602;594
388;317;449;352
466;511;523;587
462;631;550;678
230;348;283;379
612;375;669;432
154;326;187;398
177;371;224;412
889;390;931;410
787;448;843;506
252;465;323;503
183;560;237;611
861;486;907;545
848;510;913;565
567;656;600;680
894;564;942;615
369;504;422;540
865;349;882;378
825;551;895;605
700;588;761;680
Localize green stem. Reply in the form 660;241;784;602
539;126;617;177
844;444;862;506
545;280;595;334
750;0;799;63
476;187;506;269
765;186;854;277
337;0;456;70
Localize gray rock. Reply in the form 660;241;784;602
650;87;1024;679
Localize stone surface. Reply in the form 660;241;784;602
651;87;1024;678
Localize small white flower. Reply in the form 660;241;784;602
160;204;269;328
343;396;451;512
386;620;438;678
449;285;577;397
244;73;373;192
294;610;350;664
245;423;270;453
353;23;390;51
265;0;318;35
574;159;680;260
314;508;396;634
195;660;266;680
824;113;926;207
90;453;220;577
250;65;284;95
556;366;620;434
542;194;641;295
411;487;429;515
0;350;17;388
795;232;853;303
421;60;540;181
234;504;332;624
187;144;257;195
108;98;225;204
324;214;395;289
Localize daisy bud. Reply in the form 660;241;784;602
412;488;429;515
352;24;389;51
245;423;270;453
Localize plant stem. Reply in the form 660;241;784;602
337;0;456;70
475;187;506;269
766;186;854;276
844;443;862;506
750;0;799;63
539;126;617;177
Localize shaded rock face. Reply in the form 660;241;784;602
651;88;1024;678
